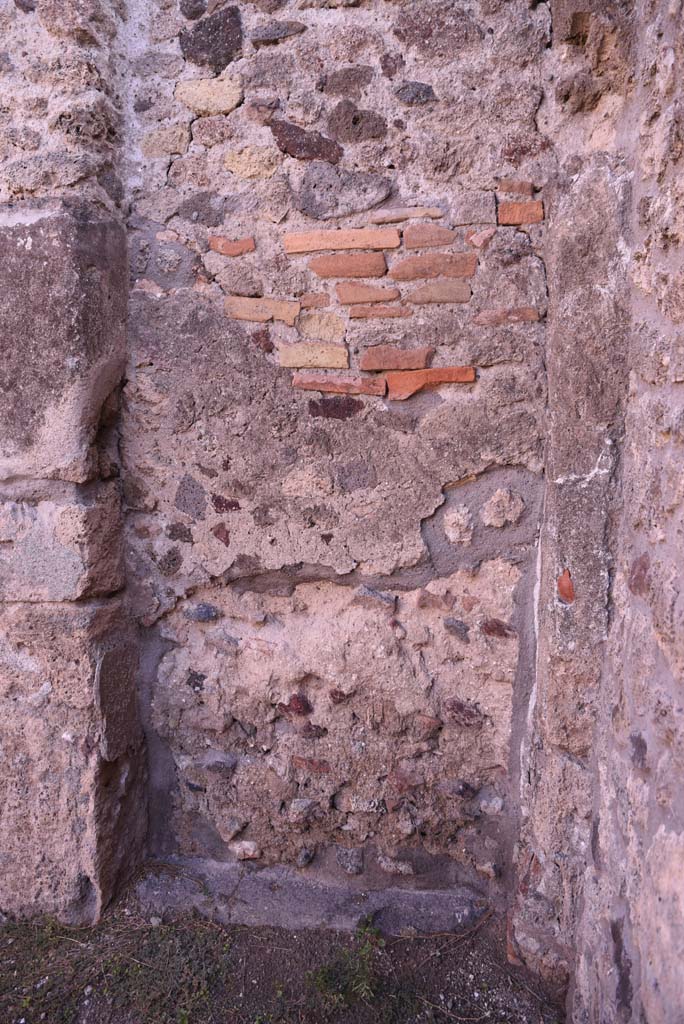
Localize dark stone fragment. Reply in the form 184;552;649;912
336;846;364;876
157;547;183;576
134;94;154;114
395;81;437;105
250;327;274;353
481;618;516;639
251;20;306;46
380;51;404;78
186;670;207;693
296;847;315;868
177;191;226;227
179;0;206;18
293;161;391;220
630;732;648;770
174;474;207;520
180;6;242;72
308;396;363;419
330;689;353;704
211;493;241;512
186;781;206;792
444;617;470;643
336;459;378;492
279;693;313;716
14;0;36;11
212;522;231;546
444;698;485;729
317;65;374;98
628;552;650;597
327;99;387;143
185;602;221;622
270;120;342;164
167;522;194;543
302;722;328;739
393;4;483;59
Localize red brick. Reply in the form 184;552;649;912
292;756;331;774
283;228;400;254
225;296;300;325
407;281;471;304
389;253;478;281
403;224;457;249
300;292;329;308
209;235;256;257
473;306;540;326
369;206;443;224
557;568;575;604
359;345;433;371
466;227;496;249
497;178;535;196
497;200;544;225
336;282;400;304
386;366;476;401
292;372;386;396
348;304;413;319
308;252;387;278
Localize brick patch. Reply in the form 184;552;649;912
348;304;413;319
386;366;476;401
335;282;400;304
209;235;256;257
497;200;544;225
403;224;458;249
308;252;388;278
359;346;434;371
389;253;478;281
284;228;401;254
407;281;471;304
368;206;443;223
496;178;535;195
292;372;387;396
278;342;349;369
225;296;300;325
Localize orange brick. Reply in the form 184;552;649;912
386;366;476;401
336;282;400;305
474;306;540;326
300;292;329;308
389;253;478;281
209;235;256;257
292;372;386;396
225;296;300;325
496;178;535;196
348;304;413;319
308;252;387;279
466;227;496;249
557;568;575;604
497;200;544;225
407;281;471;304
369;206;443;224
359;346;433;371
403;224;457;249
283;228;401;254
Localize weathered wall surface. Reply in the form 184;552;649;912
1;0;684;1018
0;2;146;924
121;0;552;895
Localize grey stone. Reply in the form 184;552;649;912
292;161;392;219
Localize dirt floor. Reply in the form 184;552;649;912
0;886;563;1024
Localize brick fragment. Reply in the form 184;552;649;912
466;227;496;249
389;252;478;280
473;307;540;326
335;282;400;304
292;756;331;774
348;304;413;319
359;345;433;371
225;296;300;325
557;568;575;604
368;206;443;224
300;292;329;308
403;224;457;249
209;234;255;257
407;281;471;304
298;311;345;342
292;372;386;396
278;342;348;369
497;200;544;225
497;178;535;195
386;366;476;400
309;252;387;278
284;228;400;254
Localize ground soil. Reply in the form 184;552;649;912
0;883;563;1024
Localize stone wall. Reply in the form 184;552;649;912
1;0;683;1019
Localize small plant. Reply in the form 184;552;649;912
309;921;386;1008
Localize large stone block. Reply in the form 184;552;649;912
0;203;126;483
0;599;145;923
